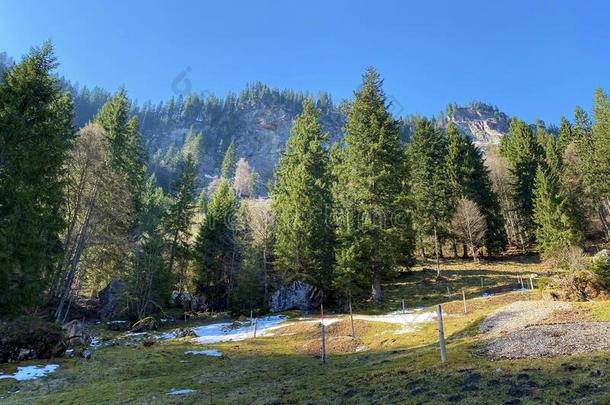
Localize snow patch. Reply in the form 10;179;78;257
191;315;288;344
185;349;223;357
0;364;59;381
353;311;436;324
168;388;195;395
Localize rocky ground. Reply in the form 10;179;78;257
481;300;610;359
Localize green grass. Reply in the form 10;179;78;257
2;256;609;404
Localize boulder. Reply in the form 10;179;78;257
130;316;159;333
174;328;197;338
79;348;92;359
98;280;128;320
63;320;90;347
0;319;66;363
170;291;205;311
270;281;323;313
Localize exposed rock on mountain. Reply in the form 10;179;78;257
440;102;511;147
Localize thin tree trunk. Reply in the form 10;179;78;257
462;243;468;259
55;183;99;322
419;235;426;258
434;225;441;278
371;274;382;304
451;239;458;258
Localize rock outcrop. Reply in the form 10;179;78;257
0;319;66;363
270;281;324;313
441;102;510;147
98;280;127;320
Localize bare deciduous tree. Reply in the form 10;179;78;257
450;198;487;263
233;158;251;198
53;124;132;322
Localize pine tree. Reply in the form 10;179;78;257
220;139;237;179
444;123;507;255
129;176;170;318
533;160;582;257
271;97;335;291
95;89;146;217
334;68;414;302
408;118;452;272
193;179;238;309
589;88;610;238
0;43;74;311
557;116;574;152
164;154;198;279
500;117;541;249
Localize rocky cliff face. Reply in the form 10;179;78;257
231;99;344;182
440;102;511;147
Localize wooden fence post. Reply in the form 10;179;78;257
462;289;467;314
349;297;355;338
436;304;447;363
321;304;326;364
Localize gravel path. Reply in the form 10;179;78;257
479;301;573;337
483;322;610;359
480;300;610;359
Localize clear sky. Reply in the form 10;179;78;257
2;0;609;123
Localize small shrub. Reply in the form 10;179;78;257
543;246;587;271
547;270;609;301
590;250;610;287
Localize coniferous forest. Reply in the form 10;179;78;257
3;44;610;319
2;32;610;403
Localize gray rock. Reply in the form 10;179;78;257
98;280;127;320
170;291;205;311
130;316;159;333
80;348;92;359
174;328;197;338
63;320;90;347
270;281;323;312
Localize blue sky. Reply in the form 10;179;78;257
2;0;609;123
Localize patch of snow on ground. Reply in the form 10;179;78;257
168;388;195;395
185;349;223;357
191;315;288;344
353;311;436;324
0;364;59;381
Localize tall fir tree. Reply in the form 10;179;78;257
500;117;542;249
444;123;507;255
534;131;582;255
589;89;610;238
164;153;198;278
95;89;146;218
220;139;237;179
333;68;414;302
408;118;453;272
271;97;335;291
129;175;170;317
0;43;74;311
193;178;238;309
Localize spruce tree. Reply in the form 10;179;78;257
333;68;414;302
220;139;237;179
408;118;452;272
271;97;334;291
164;153;198;277
444;123;507;255
95;90;146;217
0;43;74;311
500;117;541;248
533;162;582;256
193;179;238;309
590;88;610;238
